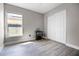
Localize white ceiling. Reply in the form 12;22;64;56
9;3;62;14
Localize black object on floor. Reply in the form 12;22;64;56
35;30;44;40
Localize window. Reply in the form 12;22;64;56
7;13;23;37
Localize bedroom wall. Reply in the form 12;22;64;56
0;3;4;51
4;3;44;45
44;3;79;49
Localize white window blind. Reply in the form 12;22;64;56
7;13;23;37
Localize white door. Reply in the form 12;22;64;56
47;10;66;44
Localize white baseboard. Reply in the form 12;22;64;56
48;38;66;45
66;43;79;50
48;38;79;50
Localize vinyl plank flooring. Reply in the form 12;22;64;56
0;39;79;56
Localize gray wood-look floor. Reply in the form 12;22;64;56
0;39;79;56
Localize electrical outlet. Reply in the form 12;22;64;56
29;34;31;37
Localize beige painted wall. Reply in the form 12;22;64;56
0;3;4;51
4;3;44;45
44;3;79;49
